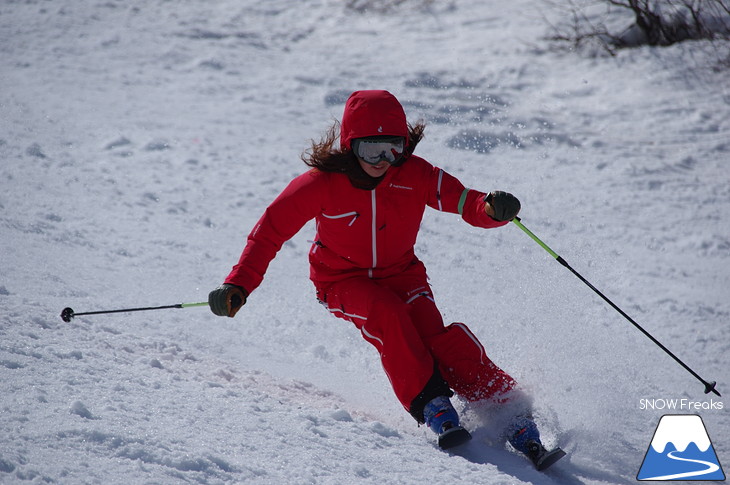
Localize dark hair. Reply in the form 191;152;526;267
301;121;426;189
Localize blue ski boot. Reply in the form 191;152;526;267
423;396;472;449
508;416;566;471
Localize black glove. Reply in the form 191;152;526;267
485;191;521;221
208;284;247;318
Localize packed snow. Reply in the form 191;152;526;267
1;0;728;483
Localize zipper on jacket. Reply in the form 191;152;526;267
436;169;444;211
322;211;359;226
309;239;324;254
370;190;377;277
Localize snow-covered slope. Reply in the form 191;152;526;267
1;0;728;483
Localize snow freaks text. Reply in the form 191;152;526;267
639;398;724;411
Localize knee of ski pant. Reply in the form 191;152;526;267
404;293;447;341
373;293;411;318
428;322;516;402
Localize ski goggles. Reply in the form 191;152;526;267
352;136;405;165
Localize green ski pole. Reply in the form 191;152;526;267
512;217;720;397
60;301;209;322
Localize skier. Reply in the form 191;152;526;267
208;90;563;469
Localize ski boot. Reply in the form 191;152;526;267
423;396;472;450
508;416;566;471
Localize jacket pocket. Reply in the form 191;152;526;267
321;211;360;226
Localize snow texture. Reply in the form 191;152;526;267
1;0;728;484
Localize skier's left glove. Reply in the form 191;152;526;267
208;283;247;318
485;191;521;221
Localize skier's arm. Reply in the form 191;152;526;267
426;166;518;228
223;170;323;296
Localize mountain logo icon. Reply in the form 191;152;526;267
637;414;725;481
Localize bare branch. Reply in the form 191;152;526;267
543;0;730;51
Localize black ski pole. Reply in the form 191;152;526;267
60;301;208;322
512;217;721;397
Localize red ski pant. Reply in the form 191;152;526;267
314;262;515;414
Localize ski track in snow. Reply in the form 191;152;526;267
1;0;729;483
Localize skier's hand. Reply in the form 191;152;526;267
208;284;247;318
485;191;521;221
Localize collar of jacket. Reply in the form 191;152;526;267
346;155;412;190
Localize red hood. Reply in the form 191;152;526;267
340;90;408;150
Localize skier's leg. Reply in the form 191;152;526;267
369;267;563;463
315;276;447;417
376;264;517;401
427;322;516;402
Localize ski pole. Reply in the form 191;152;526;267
511;217;721;397
60;302;209;322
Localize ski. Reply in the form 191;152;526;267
529;445;567;471
438;425;472;450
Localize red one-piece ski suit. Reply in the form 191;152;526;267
224;90;516;420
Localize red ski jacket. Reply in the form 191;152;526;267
224;156;508;294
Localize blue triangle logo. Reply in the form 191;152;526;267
638;415;725;481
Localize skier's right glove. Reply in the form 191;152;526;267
208;283;247;318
